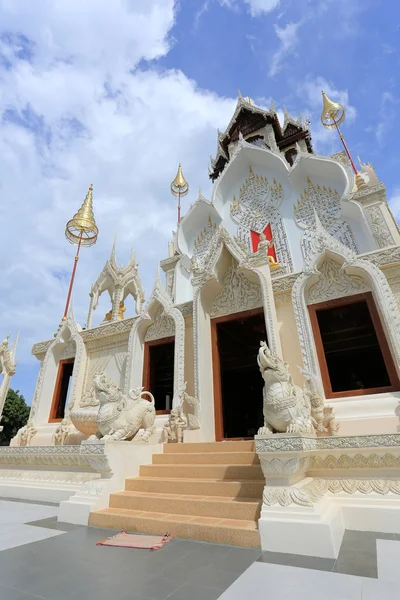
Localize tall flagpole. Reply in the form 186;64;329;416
62;184;98;321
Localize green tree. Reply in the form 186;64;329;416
0;389;30;446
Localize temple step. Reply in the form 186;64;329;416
109;490;262;521
89;508;261;548
90;441;263;548
152;451;260;465
139;463;264;480
125;476;264;498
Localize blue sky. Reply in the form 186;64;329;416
0;0;399;403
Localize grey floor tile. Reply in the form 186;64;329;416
213;547;262;573
0;585;46;600
26;516;81;532
166;583;223;600
257;550;335;572
333;549;377;578
188;565;241;589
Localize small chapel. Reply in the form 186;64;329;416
1;91;400;556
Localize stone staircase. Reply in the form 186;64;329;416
89;441;263;548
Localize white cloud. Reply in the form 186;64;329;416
0;1;235;396
219;0;280;16
269;21;302;77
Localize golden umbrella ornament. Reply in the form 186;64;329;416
62;184;98;320
171;163;189;225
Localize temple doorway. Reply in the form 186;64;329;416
211;308;266;441
143;337;175;414
49;358;74;422
309;292;400;398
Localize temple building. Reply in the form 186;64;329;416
2;92;400;556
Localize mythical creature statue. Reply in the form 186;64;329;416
88;373;156;442
163;407;187;443
17;419;37;446
53;418;70;445
174;382;200;430
257;342;338;436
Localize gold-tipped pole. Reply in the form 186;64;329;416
320;91;358;176
62;184;98;320
171;163;189;224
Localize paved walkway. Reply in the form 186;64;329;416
1;499;400;599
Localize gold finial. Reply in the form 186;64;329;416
320;91;345;130
171;163;189;197
65;184;98;247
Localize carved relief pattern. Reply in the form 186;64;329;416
365;204;395;248
384;266;400;310
145;307;175;342
191;227;279;400
263;478;400;507
230;167;293;271
192;218;219;268
83;351;111;392
307;259;368;305
294;178;357;259
210;262;262;317
60;342;76;360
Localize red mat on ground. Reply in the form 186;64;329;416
97;531;172;551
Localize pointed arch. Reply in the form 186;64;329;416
191;227;281;440
292;221;400;387
124;270;185;400
30;308;87;424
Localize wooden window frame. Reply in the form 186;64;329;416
211;307;264;441
49;358;75;423
308;292;400;399
142;336;175;415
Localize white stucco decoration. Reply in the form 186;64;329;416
124;268;185;397
29;305;87;424
257;341;337;435
0;334;17;423
292;213;400;385
86;239;145;328
89;373;156;442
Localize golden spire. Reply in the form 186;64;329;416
171;163;189;197
65;184;98;247
320;91;345;130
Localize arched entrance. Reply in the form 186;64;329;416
212;307;266;440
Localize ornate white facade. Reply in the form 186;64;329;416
3;94;400;556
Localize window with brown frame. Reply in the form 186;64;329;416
308;292;400;398
143;337;175;414
49;359;74;422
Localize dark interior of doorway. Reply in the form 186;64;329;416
216;312;266;439
148;340;175;413
315;299;391;393
50;359;74;421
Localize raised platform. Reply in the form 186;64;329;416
255;432;400;558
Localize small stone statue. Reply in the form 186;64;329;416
17;418;37;447
163;407;187;443
53;418;70;445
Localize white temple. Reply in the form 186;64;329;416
1;92;400;557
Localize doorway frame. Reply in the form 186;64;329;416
211;307;265;441
308;292;400;399
142;335;175;415
49;358;75;423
